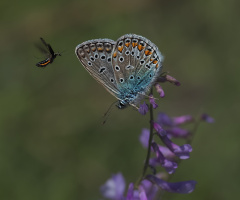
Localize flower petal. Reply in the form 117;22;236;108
149;95;158;109
152;142;178;174
201;113;215;123
154;122;192;159
155;84;165;98
138;102;149;115
100;173;125;200
157;112;173;126
139;129;150;148
172;115;194;125
166;127;190;138
146;175;197;194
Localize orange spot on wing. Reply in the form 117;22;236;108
153;60;158;64
155;63;159;69
113;51;117;58
145;50;152;56
138;44;145;51
125;42;130;47
97;47;103;51
118;46;123;53
132;42;138;48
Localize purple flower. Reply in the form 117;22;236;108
149;95;158;109
100;173;125;200
146;175;197;194
166;127;190;138
153;122;192;159
157;112;173;127
201;113;215;123
172;115;194;125
155;83;165;98
151;142;178;174
138;102;149;115
139;129;151;148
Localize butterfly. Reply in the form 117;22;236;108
36;37;61;67
75;34;163;109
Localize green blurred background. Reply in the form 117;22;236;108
0;0;239;199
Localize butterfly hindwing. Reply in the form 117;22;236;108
75;39;120;97
111;34;163;93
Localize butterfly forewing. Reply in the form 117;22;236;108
75;39;120;97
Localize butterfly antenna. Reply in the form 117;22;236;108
102;101;118;125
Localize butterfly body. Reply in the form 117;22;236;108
75;34;163;108
36;37;61;67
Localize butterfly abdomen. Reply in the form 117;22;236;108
36;57;53;67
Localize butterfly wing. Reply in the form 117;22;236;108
111;34;163;95
75;39;120;98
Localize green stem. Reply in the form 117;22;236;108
136;88;154;186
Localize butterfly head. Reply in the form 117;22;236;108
116;100;127;109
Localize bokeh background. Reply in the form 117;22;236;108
0;0;239;199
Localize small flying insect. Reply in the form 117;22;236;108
36;37;61;67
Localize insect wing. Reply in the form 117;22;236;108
75;39;120;97
111;34;163;92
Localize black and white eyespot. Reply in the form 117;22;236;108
137;76;141;80
149;74;152;78
101;55;106;60
88;61;92;66
136;55;140;59
120;78;124;83
132;39;137;43
131;51;134;56
119;56;124;62
125;38;131;43
110;78;114;83
125;50;130;55
90;56;95;61
94;53;99;59
140;60;145;65
145;64;151;69
107;57;111;62
99;67;106;74
118;41;123;46
125;65;134;70
129;75;134;80
115;65;120;71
